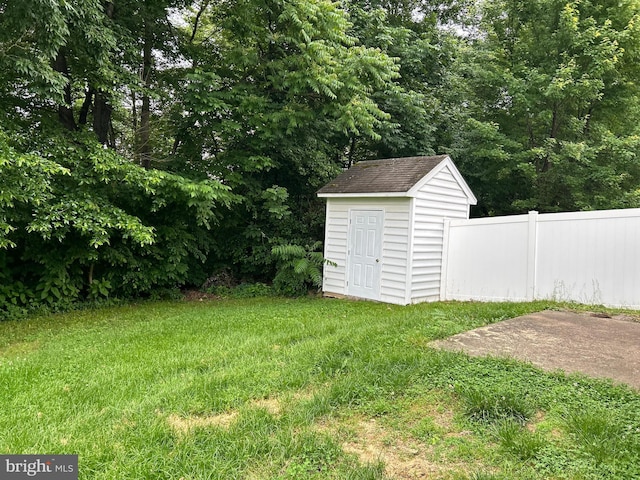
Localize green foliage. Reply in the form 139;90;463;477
88;279;112;301
207;283;274;299
4;0;640;304
346;3;458;161
271;242;334;296
0;279;34;316
451;0;640;214
168;0;400;279
0;128;232;316
0;0;71;102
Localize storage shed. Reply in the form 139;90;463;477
317;155;477;305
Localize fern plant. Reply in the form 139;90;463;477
270;241;335;296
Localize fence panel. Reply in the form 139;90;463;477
535;210;640;308
441;208;640;309
441;214;532;302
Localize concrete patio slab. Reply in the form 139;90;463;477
430;310;640;390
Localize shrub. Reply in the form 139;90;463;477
0;129;233;317
271;242;335;296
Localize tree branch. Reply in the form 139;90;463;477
190;0;211;43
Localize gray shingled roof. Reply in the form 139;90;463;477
317;155;449;195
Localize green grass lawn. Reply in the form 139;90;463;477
1;297;639;479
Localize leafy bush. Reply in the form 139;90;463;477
0;129;233;318
271;242;334;296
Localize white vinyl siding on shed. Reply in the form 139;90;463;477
322;202;349;295
323;197;411;305
319;155;476;306
409;165;471;303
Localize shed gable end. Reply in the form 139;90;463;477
407;157;477;204
408;165;473;303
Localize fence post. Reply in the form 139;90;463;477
526;211;539;300
440;218;451;301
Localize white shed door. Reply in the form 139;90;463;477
347;210;383;300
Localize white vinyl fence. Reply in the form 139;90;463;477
440;209;640;309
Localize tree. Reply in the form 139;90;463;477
0;0;128;142
452;0;640;214
0;0;235;313
167;0;399;281
342;0;473;162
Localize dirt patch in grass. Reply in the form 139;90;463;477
325;415;486;479
167;388;321;435
407;399;457;431
343;418;430;478
401;394;476;442
167;412;238;435
293;383;327;401
249;384;323;415
166;394;289;437
526;410;564;440
526;411;546;433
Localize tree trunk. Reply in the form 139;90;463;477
93;90;113;145
190;0;210;43
79;87;94;126
347;136;357;168
583;106;594;137
54;51;77;131
539;103;561;173
90;1;115;144
131;90;138;135
549;105;560;140
138;20;153;169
